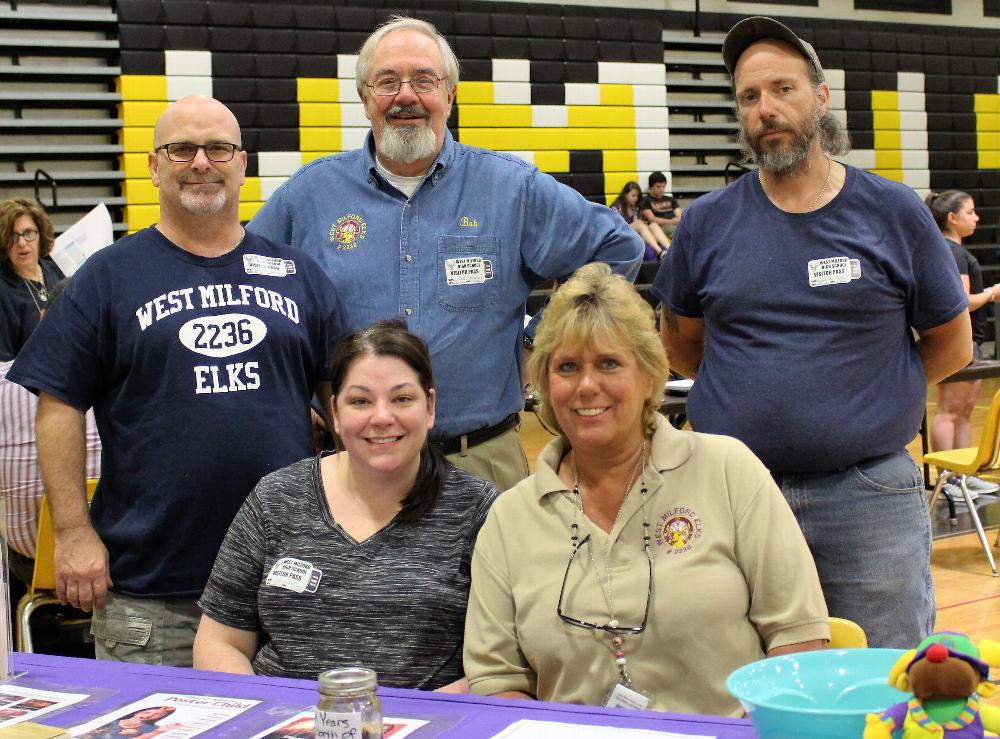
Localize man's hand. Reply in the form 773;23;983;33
55;524;112;612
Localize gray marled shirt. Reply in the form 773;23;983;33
198;454;500;687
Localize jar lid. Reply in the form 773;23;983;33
318;667;378;697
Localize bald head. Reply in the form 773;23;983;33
153;96;241;148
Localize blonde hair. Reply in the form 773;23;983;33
528;263;669;436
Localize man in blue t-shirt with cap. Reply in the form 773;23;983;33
653;16;970;648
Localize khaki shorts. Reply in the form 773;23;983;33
91;592;201;666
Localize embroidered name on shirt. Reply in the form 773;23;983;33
807;257;861;287
330;213;367;249
460;216;480;227
265;557;322;593
445;257;494;285
244;253;296;277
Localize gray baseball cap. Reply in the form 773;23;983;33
722;16;825;82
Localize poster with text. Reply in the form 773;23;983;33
0;684;89;728
68;692;260;738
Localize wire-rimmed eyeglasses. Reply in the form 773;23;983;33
556;533;653;634
365;75;445;96
155;142;243;163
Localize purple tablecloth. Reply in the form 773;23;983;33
11;652;755;737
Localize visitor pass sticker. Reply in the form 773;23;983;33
265;557;322;593
807;257;861;287
445;257;494;285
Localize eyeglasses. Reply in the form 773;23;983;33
365;75;445;96
6;228;39;248
556;533;653;635
154;142;242;163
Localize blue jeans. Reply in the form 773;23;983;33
774;450;934;649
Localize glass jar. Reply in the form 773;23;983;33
315;667;383;739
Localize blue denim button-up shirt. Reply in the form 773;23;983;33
249;130;643;440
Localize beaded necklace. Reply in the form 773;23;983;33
571;439;651;688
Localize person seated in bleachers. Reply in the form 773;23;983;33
0;198;64;361
464;263;828;716
194;319;499;690
927;190;1000;501
638;171;682;247
609;182;667;261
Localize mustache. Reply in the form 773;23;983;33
177;175;224;185
385;105;429;121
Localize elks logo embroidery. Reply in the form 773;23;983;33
330;213;367;250
654;507;703;555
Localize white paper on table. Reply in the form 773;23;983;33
247;709;429;739
665;379;694;394
49;203;114;277
491;719;715;739
0;684;89;728
68;692;260;738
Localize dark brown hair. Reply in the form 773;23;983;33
329;319;447;522
0;198;54;268
924;190;971;234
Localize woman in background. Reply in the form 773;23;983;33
609;182;667;261
0;198;63;360
927;190;1000;501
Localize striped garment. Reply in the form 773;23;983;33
0;361;101;558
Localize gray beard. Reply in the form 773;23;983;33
179;186;227;215
746;107;822;178
377;121;438;164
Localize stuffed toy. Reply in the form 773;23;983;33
864;631;1000;738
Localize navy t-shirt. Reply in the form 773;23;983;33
9;227;343;597
652;165;967;472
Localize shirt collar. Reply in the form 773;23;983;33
531;415;696;503
362;129;455;188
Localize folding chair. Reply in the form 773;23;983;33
15;479;97;652
925;390;1000;577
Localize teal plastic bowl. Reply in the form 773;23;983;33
726;648;910;739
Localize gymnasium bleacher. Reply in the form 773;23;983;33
4;0;1000;327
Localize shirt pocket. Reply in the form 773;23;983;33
436;235;499;312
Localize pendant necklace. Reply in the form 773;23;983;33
22;277;48;315
572;439;650;689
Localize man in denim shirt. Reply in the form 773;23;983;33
249;17;643;489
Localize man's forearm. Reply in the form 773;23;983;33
661;310;704;378
36;393;91;533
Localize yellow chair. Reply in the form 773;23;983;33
826;617;868;649
15;479;98;652
925;389;1000;577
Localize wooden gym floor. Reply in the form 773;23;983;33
517;378;1000;648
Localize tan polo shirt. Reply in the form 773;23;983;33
464;416;829;716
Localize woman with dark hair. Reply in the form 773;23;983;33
0;198;63;360
75;706;180;739
609;182;667;260
926;190;1000;500
194;319;498;689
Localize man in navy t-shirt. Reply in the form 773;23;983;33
652;17;970;648
9;97;342;666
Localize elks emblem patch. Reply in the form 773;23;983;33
654;507;703;555
330;213;367;249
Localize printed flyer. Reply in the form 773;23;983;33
0;685;88;728
249;710;428;739
68;693;259;738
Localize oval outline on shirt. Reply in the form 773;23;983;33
178;313;267;358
